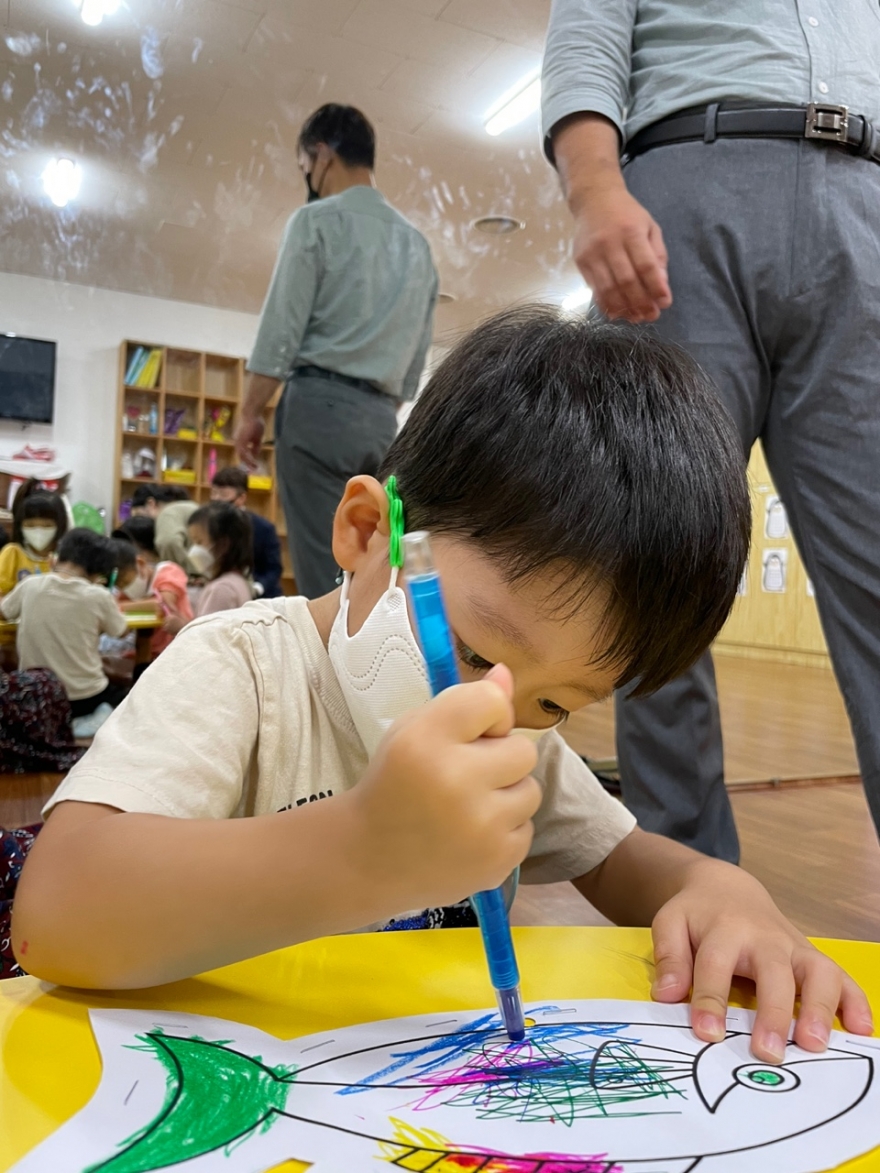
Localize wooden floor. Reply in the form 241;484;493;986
563;651;859;785
511;781;880;942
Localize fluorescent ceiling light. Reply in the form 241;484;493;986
484;70;541;136
73;0;118;26
561;287;593;313
42;157;82;207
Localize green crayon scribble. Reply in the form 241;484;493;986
86;1031;297;1173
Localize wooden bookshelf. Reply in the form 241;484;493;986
114;341;296;595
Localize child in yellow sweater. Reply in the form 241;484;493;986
0;480;68;596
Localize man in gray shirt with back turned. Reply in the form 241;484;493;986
542;2;880;856
236;104;437;597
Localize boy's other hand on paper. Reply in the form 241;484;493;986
348;663;541;911
650;861;874;1062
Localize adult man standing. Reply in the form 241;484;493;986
210;467;283;599
235;104;438;598
542;2;880;857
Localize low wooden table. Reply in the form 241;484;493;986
0;612;161;667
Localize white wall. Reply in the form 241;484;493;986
0;272;260;513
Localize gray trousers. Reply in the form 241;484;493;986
274;373;399;599
617;138;880;860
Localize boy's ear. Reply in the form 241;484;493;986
332;476;389;571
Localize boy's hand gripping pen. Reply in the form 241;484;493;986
402;529;527;1042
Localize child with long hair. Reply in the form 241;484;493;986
0;479;68;596
187;502;254;617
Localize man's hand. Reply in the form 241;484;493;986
651;860;874;1062
348;664;541;912
553;113;672;323
234;414;265;470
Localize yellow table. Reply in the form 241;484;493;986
1;927;878;1172
0;612;159;665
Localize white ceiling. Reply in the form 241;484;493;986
0;0;582;339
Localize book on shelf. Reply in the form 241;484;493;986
124;346;147;385
137;349;163;389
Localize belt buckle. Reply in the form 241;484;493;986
805;102;849;142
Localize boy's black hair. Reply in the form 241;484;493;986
11;478;69;545
110;538;137;577
188;502;253;579
113;517;157;556
130;483;190;508
297;104;376;169
379;305;751;697
57;528;116;581
212;466;249;495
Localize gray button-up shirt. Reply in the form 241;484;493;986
542;0;880;150
248;186;438;401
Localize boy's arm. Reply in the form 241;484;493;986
575;827;873;1061
13;666;540;989
101;591;130;639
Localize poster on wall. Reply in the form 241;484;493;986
764;496;789;540
762;549;788;593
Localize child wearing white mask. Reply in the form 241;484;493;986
14;308;873;1066
0;481;68;596
112;517;193;657
187;502;254;618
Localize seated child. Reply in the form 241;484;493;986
0;528;128;730
187;502;254;617
12;309;872;1063
129;484;198;576
0;480;68;596
211;466;283;598
113;517;193;654
0;666;84;774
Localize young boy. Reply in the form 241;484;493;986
13;309;872;1065
0;528;129;725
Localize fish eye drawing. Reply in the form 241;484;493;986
10;1001;880;1173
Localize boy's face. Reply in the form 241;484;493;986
338;483;619;730
210;486;247;509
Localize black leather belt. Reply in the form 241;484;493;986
624;102;880;166
291;364;383;396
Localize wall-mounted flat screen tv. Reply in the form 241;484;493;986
0;334;57;424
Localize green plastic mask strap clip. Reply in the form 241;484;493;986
385;475;405;571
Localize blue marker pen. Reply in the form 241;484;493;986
402;529;526;1043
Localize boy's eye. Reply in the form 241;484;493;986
456;640;495;672
539;698;570;721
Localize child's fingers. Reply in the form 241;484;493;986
750;952;797;1064
793;952;849;1052
838;972;874;1036
690;932;738;1043
650;903;694;1002
425;678;517;744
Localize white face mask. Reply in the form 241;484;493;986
188;544;214;576
123;572;151;601
22;525;56;553
328;568;555;757
329;569;431;757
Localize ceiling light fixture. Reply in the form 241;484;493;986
561;287;593;313
73;0;119;27
42;157;82;208
472;215;524;236
484;69;541;136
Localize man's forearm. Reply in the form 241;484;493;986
552;113;626;212
574;826;713;926
242;372;281;420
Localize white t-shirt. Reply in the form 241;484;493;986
1;572;128;700
46;598;636;888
